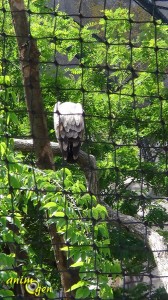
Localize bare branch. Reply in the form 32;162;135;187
100;199;168;293
13;138;168;291
9;1;168;295
14;139;98;195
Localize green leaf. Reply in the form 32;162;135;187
0;142;7;156
9;175;21;188
42;202;57;209
0;75;10;85
62;168;72;176
0;217;6;227
70;261;84;268
0;289;14;299
0;253;15;268
0;270;17;282
60;246;73;251
96;204;107;219
99;285;114;299
111;261;122;277
75;286;90;299
92;207;99;220
7;112;19;125
96;223;109;238
51;211;65;217
67;280;85;292
70;231;78;244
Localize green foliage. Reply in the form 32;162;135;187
144;205;168;229
0;145;115;298
0;1;168;298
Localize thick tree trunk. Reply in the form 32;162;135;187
8;1;79;298
8;0;53;170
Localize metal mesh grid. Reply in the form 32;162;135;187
0;0;168;299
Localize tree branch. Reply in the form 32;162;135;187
13;138;168;292
8;1;79;298
14;139;98;195
100;199;168;293
9;0;167;295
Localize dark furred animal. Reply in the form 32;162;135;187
54;102;84;162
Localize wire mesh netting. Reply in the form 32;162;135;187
0;0;168;299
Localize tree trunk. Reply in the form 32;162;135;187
8;0;53;170
13;138;168;293
8;1;79;298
